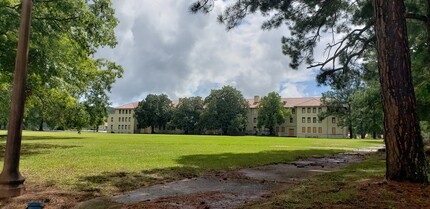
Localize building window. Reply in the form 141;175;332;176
332;117;336;123
318;118;322;123
332;127;336;134
129;117;131;122
121;125;124;130
313;117;317;123
307;108;311;113
118;117;120;122
307;117;311;123
313;127;316;133
307;127;311;133
302;108;305;113
290;117;293;123
318;127;322;133
292;108;296;114
281;127;285;132
313;108;316;113
302;117;306;123
253;117;257;123
111;117;113;122
125;125;127;130
118;125;120;129
302;127;306;133
111;125;113;130
318;107;322;113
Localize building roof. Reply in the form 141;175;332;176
115;97;321;110
248;97;321;108
114;102;139;109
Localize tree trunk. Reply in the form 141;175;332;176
151;126;154;134
38;119;43;131
349;124;353;139
373;0;428;182
372;131;377;139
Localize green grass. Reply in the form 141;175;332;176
0;131;383;194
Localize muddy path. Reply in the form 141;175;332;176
74;147;383;209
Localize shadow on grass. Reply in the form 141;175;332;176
0;135;87;141
0;143;80;159
76;149;344;194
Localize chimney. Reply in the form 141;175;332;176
254;95;260;104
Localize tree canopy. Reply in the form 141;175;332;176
0;0;123;131
135;94;173;134
201;86;249;135
257;92;290;136
171;96;204;134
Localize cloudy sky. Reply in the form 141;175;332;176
96;0;331;106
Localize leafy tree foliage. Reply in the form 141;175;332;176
135;94;173;134
201;86;249;135
171;97;204;134
0;0;123;131
257;92;290;136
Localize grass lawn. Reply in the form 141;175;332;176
0;131;383;194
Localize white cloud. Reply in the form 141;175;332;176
97;0;329;106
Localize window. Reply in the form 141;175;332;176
332;127;336;134
118;125;120;129
332;117;336;123
121;125;124;130
110;125;113;130
290;117;293;123
307;108;311;113
307;117;311;123
313;127;316;133
307;127;311;133
302;117;306;123
318;118;322;123
302;108;305;113
253;117;257;123
318;107;322;113
302;127;306;133
313;108;316;113
292;108;296;114
111;117;113;122
129;117;131;122
125;125;127;130
281;127;285;132
313;117;317;123
318;127;322;133
118;117;120;122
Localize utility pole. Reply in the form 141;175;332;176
0;0;33;198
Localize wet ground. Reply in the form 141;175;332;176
74;146;383;209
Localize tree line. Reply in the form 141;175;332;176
134;86;291;136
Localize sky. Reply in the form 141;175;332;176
96;0;332;106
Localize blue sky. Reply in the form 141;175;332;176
96;1;333;106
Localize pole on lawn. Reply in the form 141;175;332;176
0;0;33;198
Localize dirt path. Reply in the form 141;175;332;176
73;146;383;209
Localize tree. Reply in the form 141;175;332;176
0;0;123;130
257;92;290;136
201;86;249;135
171;97;204;134
374;0;427;182
135;94;173;134
190;0;428;182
